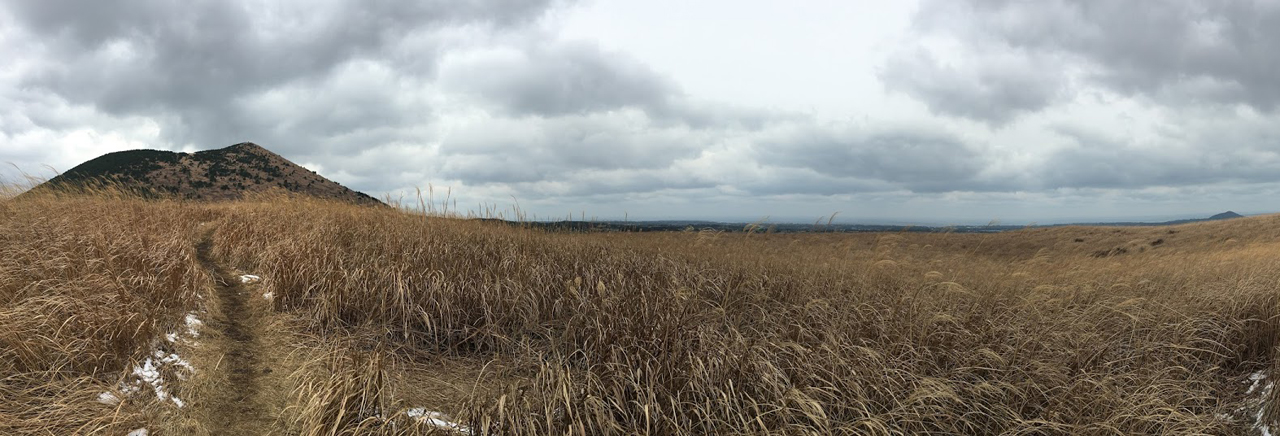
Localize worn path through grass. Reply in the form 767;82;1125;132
188;230;289;435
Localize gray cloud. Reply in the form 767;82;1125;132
439;40;786;130
1041;121;1280;190
737;168;893;197
436;111;708;185
899;0;1280;120
7;1;1280;222
754;125;990;193
881;48;1066;124
511;169;716;199
440;41;677;117
5;0;559;153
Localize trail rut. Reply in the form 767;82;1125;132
193;231;285;434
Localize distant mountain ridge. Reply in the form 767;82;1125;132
503;211;1251;234
1068;211;1245;227
35;142;382;205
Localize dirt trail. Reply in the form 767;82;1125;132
192;231;287;435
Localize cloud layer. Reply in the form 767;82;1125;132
3;0;1280;222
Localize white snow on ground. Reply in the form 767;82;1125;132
236;274;273;300
156;349;194;375
1250;371;1268;394
1246;370;1275;436
128;353;186;407
126;429;148;436
105;312;203;409
185;313;203;337
96;391;120;405
406;408;471;434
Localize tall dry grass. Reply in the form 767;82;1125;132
6;184;1280;434
206;196;1280;435
0;188;208;434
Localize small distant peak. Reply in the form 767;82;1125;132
1209;211;1243;220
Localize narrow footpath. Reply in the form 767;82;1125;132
192;231;287;435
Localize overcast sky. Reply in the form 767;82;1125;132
3;0;1280;224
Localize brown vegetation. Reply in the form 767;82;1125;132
0;187;206;434
4;185;1280;434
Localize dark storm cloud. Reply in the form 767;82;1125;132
754;125;989;193
5;0;559;153
891;0;1280;123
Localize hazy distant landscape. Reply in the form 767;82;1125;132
516;210;1247;234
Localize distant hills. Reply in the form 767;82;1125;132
516;211;1249;234
33;142;382;205
1066;211;1244;227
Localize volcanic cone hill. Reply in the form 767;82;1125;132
34;142;383;205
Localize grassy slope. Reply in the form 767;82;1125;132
213;197;1280;434
0;191;207;434
4;190;1280;434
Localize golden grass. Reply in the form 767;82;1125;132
0;191;208;434
6;187;1280;434
206;196;1280;434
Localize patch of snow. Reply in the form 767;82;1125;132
262;291;274;301
97;391;120;405
158;350;194;373
127;429;148;436
1250;371;1268;394
239;274;261;284
130;357;165;400
1258;384;1275;436
113;311;203;409
120;382;139;396
124;350;192;408
406;408;470;434
185;313;202;337
1247;370;1275;436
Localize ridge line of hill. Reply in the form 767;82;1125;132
32;142;383;206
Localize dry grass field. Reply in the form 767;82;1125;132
4;187;1280;434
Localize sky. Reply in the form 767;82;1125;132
3;0;1280;224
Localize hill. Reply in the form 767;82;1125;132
33;142;382;205
1067;211;1247;227
1210;211;1245;220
